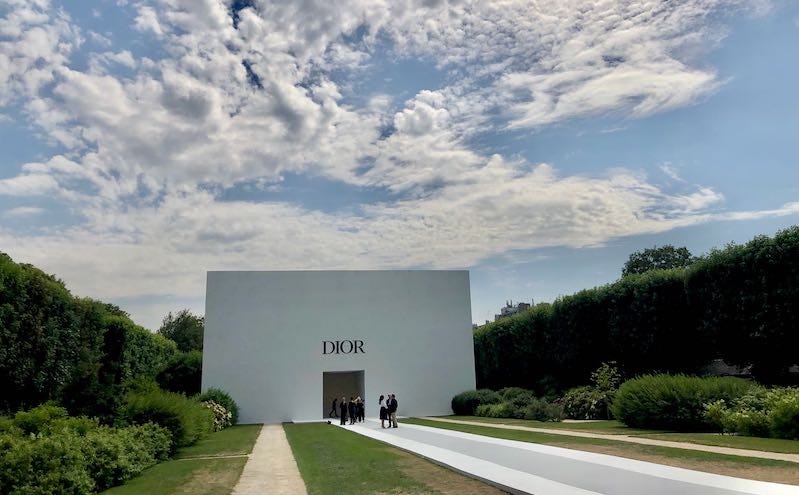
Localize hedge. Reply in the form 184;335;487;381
120;389;214;451
474;226;799;392
611;375;753;430
451;389;502;415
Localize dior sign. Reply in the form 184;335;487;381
323;340;365;355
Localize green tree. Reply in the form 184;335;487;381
622;245;694;276
156;351;203;395
157;309;204;352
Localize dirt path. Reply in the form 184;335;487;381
231;424;308;495
420;417;799;464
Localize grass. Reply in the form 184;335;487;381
406;418;799;485
102;424;261;495
283;423;505;495
440;416;799;453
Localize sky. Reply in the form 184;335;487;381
1;0;798;330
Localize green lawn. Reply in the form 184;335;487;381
405;418;799;485
283;423;504;495
440;416;799;453
102;424;261;495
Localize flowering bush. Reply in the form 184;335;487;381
202;400;233;431
704;386;799;439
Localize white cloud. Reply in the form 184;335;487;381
0;174;61;196
3;206;45;218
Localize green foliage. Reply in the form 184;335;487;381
705;387;799;440
561;362;622;420
156;351;203;396
622;245;695;276
474;226;799;392
197;388;239;425
0;252;178;419
522;398;565;422
201;401;232;432
157;310;204;353
450;389;502;415
11;404;69;435
121;389;213;451
0;431;95;495
474;402;515;418
612;374;753;430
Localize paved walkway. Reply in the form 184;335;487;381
232;424;308;495
340;419;799;495
422;417;799;464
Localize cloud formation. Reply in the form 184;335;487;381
0;0;792;328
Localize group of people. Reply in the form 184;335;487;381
328;393;399;428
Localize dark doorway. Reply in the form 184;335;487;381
323;370;365;419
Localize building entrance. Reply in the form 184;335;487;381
322;370;365;419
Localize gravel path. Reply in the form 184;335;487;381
232;424;307;495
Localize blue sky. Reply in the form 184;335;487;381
1;0;798;329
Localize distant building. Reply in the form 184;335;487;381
494;299;534;321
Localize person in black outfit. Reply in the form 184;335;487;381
339;397;347;425
329;397;338;418
348;396;356;424
388;394;398;428
379;395;387;428
357;397;365;422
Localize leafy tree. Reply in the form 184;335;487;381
622;245;694;276
156;351;203;396
157;309;204;352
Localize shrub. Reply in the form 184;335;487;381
121;389;213;450
451;389;502;415
475;402;515;418
197;388;239;425
156;350;203;396
12;403;69;435
560;386;605;420
523;398;564;422
612;374;752;430
202;401;232;431
498;387;530;401
0;431;94;495
706;387;799;440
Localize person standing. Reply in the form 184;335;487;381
389;393;398;428
379;395;387;428
339;397;347;425
357;397;365;422
329;397;338;418
348;396;356;425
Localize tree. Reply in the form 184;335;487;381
157;309;204;352
156;351;203;395
622;245;694;277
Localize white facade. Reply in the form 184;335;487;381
202;271;476;424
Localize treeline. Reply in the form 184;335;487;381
0;253;177;419
475;226;799;394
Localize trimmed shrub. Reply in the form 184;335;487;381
612;375;752;430
523;399;564;422
156;350;203;396
197;388;239;425
121;389;213;450
451;389;502;415
498;387;530;401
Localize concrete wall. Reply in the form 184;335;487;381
202;271;476;424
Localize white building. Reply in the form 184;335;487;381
202;270;476;424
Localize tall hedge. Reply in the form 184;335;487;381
474;226;799;391
0;253;177;417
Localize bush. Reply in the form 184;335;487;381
0;431;94;495
156;350;203;396
121;389;213;450
475;402;515;418
202;401;232;432
523;398;564;422
498;387;530;401
560;386;605;420
12;403;69;435
706;387;799;439
612;375;752;430
451;389;502;415
197;388;239;425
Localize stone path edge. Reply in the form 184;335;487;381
420;417;799;464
